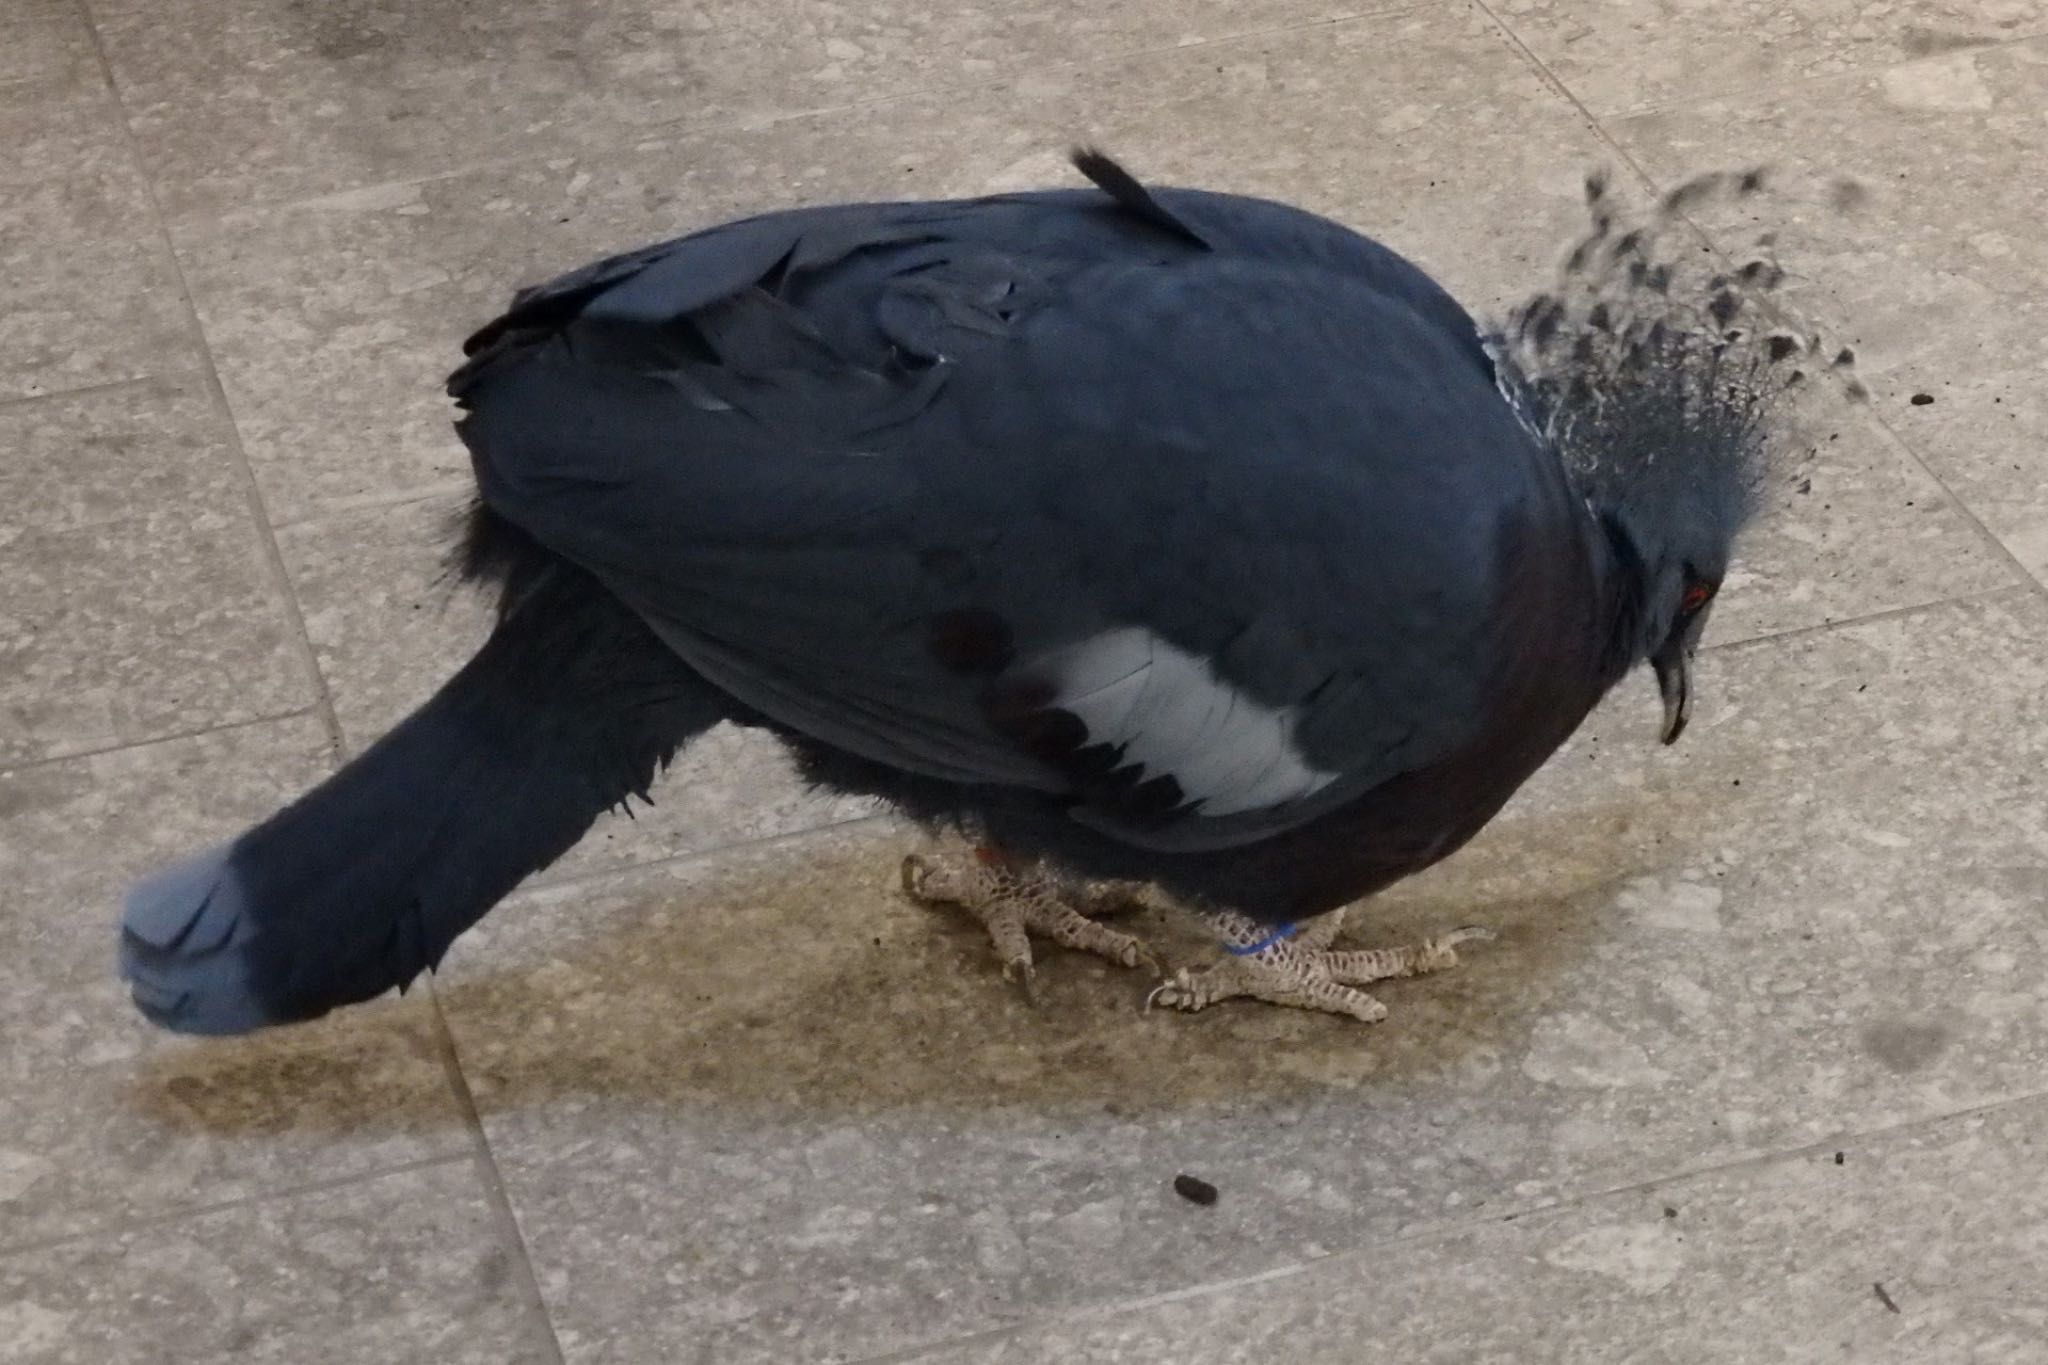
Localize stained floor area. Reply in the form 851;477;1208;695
6;1;2048;1361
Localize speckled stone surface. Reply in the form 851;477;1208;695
0;380;314;766
910;1097;2048;1363
0;0;101;87
8;1;2048;1361
0;77;194;401
0;1162;552;1364
1608;37;2048;591
102;0;1395;225
1491;0;2048;116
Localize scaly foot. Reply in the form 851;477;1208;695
1146;906;1494;1023
899;849;1158;1003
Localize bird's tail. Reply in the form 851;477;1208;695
119;561;726;1035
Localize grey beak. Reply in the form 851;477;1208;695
1651;637;1692;745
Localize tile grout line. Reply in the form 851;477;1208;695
1853;408;2048;600
1468;0;2048;128
72;0;347;763
0;1153;472;1261
1467;0;1663;199
850;1083;2048;1364
517;809;892;898
0;706;323;780
268;478;481;532
1577;26;2048;126
1700;585;2032;658
426;989;570;1365
158;2;1435;246
0;368;210;412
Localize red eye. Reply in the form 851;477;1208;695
1681;584;1713;614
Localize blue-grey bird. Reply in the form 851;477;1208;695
119;152;1832;1034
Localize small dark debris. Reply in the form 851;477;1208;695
1834;1151;1846;1165
1874;1281;1901;1314
1766;335;1799;362
1796;478;1812;494
1910;393;1935;406
1173;1174;1219;1206
1731;779;1741;787
1663;1205;1679;1219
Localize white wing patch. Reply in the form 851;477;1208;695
1037;627;1340;816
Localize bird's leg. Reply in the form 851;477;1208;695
1146;905;1494;1024
899;846;1157;1003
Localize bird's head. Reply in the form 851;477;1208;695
1597;460;1751;746
1486;167;1865;746
1491;301;1781;745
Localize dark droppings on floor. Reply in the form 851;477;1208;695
1173;1174;1220;1207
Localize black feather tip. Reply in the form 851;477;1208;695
1069;147;1211;250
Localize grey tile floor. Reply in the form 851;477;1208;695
4;1;2047;1361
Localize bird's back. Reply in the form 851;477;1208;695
451;157;1614;920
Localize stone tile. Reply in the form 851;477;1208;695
102;0;1388;225
0;77;195;400
0;1162;551;1363
0;376;241;538
1707;391;2016;644
0;718;473;1250
1607;39;2048;588
1492;0;2048;115
436;593;2048;1362
0;0;102;87
0;383;315;766
180;5;1602;523
274;494;876;880
915;1096;2048;1363
0;998;466;1253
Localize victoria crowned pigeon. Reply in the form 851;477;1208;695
120;152;1847;1034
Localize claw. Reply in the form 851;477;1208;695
1416;925;1498;971
1002;958;1042;1007
900;853;931;900
1144;974;1191;1013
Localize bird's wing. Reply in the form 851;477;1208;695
452;164;1571;852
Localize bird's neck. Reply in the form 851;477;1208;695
1589;507;1660;685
